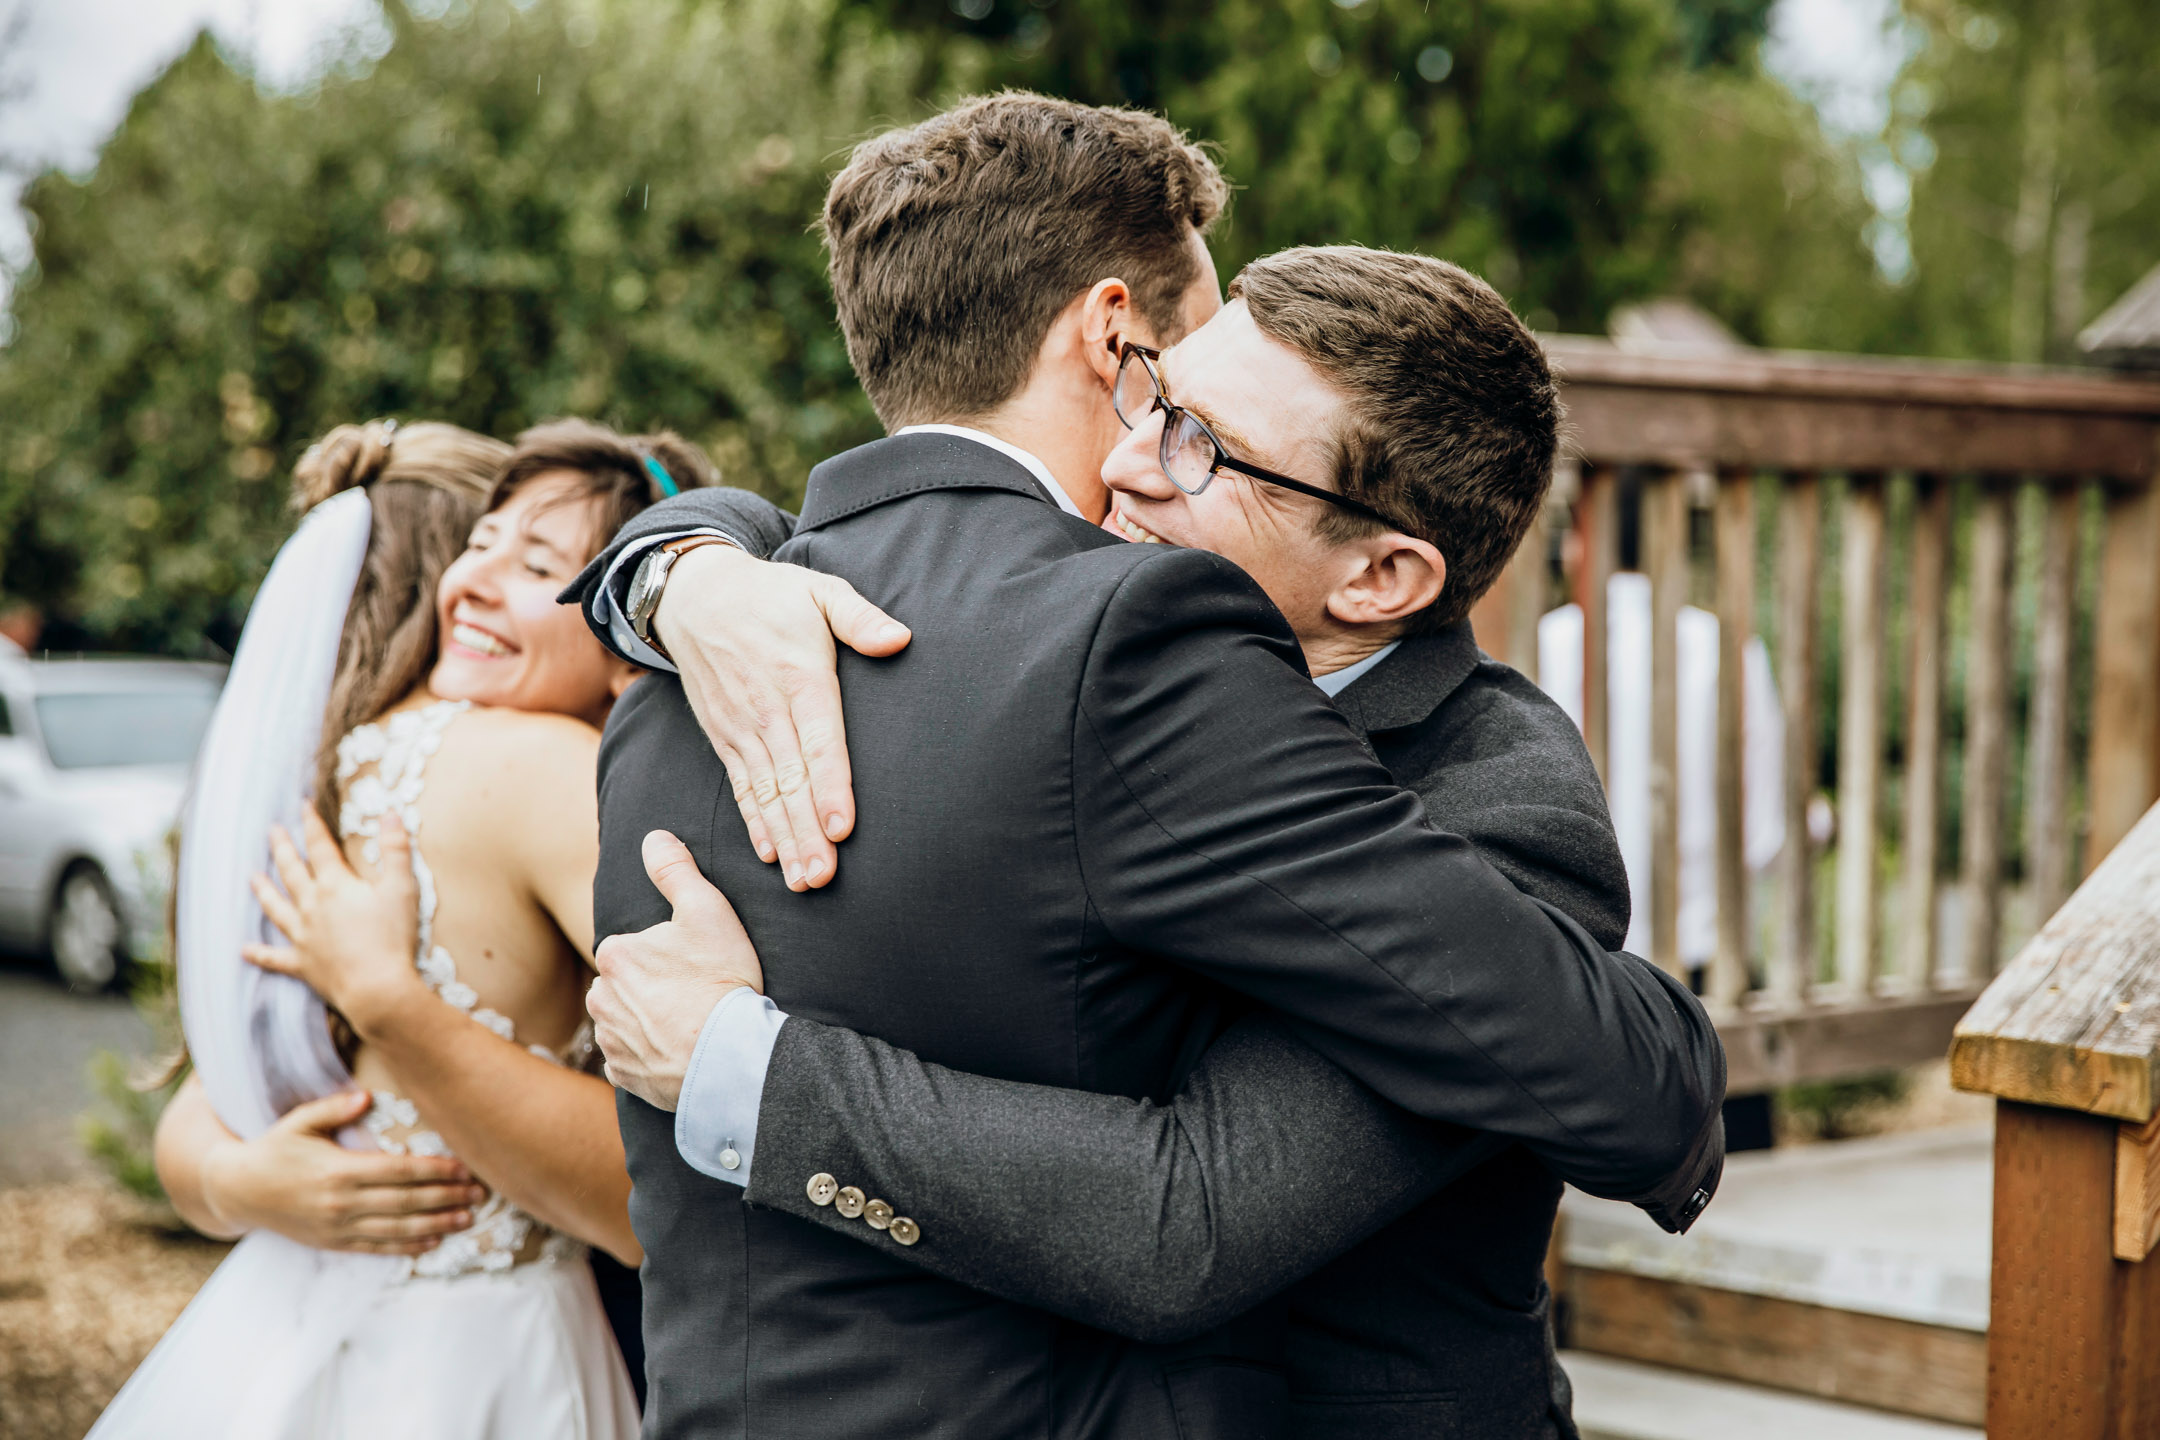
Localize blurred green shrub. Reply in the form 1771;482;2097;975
79;945;186;1205
0;0;931;654
1778;1069;1910;1141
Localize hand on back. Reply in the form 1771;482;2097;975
244;806;425;1039
200;1088;486;1256
588;829;763;1112
652;545;907;892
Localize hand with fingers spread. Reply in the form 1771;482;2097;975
193;1086;488;1255
651;543;909;893
245;805;427;1039
589;829;764;1111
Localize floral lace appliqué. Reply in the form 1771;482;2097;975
336;700;588;1281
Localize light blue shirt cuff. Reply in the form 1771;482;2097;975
594;527;740;674
674;985;788;1187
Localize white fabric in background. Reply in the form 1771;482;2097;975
1538;571;1785;964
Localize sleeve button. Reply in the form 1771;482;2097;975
835;1186;866;1219
864;1199;894;1231
888;1216;920;1246
807;1173;838;1206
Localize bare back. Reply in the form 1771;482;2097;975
336;694;603;1273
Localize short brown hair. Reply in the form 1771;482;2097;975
490;418;717;562
822;92;1228;428
1230;246;1560;631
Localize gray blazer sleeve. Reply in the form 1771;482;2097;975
743;1010;1501;1343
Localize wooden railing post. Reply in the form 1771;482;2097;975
2027;479;2083;919
1578;464;1619;783
1958;477;2016;982
1646;466;1687;980
1954;801;2160;1437
2087;477;2160;873
1835;472;1887;996
1712;466;1755;1009
1900;473;1951;991
1773;472;1821;1004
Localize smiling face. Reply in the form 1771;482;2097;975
428;470;633;725
1102;301;1370;639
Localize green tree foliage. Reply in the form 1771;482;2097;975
835;0;1890;342
1901;0;2160;362
0;0;926;653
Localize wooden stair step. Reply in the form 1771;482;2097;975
1558;1124;1992;1425
1562;1351;1982;1440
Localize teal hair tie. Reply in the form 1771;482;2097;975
642;454;680;497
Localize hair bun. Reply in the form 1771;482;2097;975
292;419;399;510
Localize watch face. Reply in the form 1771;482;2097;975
628;551;666;634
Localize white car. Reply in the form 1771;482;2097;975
0;654;224;990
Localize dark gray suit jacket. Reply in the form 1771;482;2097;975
572;437;1724;1440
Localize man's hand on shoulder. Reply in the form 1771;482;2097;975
652;545;911;892
589;830;765;1111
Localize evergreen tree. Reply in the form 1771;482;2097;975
0;0;924;652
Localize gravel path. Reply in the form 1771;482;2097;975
0;1183;228;1440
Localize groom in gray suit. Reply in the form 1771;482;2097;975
576;94;1722;1440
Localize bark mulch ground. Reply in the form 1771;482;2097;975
0;1182;227;1440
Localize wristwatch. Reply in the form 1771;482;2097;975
626;534;739;657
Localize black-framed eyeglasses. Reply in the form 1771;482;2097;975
1111;343;1400;531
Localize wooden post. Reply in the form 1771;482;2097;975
2028;480;2083;922
1579;465;1619;783
1713;467;1755;1008
1647;468;1687;979
1835;474;1887;996
2087;479;2160;874
1901;474;1951;991
1959;479;2016;982
1987;1102;2160;1439
1955;801;2160;1438
1773;472;1821;1006
1509;503;1551;676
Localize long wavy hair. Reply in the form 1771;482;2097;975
290;420;510;829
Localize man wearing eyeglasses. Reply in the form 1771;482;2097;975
573;94;1721;1440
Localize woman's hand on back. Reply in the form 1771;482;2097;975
194;1088;486;1255
246;806;427;1039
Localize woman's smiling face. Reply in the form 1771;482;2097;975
429;469;630;725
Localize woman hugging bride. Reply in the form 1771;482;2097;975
92;415;717;1439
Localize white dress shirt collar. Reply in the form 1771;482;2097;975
894;424;1086;520
1314;639;1402;697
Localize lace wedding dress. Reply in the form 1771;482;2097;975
93;701;637;1440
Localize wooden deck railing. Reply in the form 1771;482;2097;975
1952;803;2160;1437
1472;338;2160;1093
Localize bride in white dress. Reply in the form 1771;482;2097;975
94;418;718;1440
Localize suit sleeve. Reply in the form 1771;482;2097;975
743;1009;1496;1343
558;487;798;661
1071;548;1723;1221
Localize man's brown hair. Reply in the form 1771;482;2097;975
822;92;1228;428
1230;245;1560;632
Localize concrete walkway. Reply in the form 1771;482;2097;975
0;967;151;1186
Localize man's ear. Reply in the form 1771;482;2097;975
1325;535;1447;629
1076;276;1136;389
